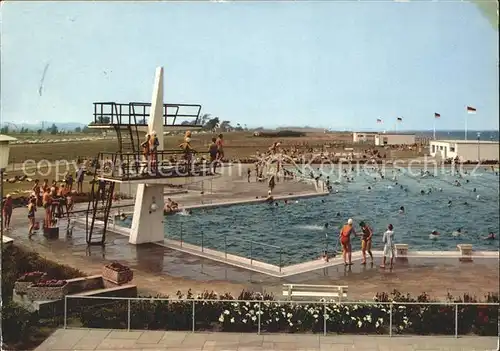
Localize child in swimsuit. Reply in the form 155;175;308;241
3;194;13;229
216;134;224;161
208;137;218;173
28;198;37;236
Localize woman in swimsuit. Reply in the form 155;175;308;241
359;221;373;265
339;218;357;266
28;198;37;236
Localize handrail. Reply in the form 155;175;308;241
64;295;500;305
63;295;499;338
235;237;282;250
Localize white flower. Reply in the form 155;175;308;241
287;313;292;318
399;325;404;330
275;317;279;322
357;320;363;328
289;322;293;326
251;316;257;321
219;315;224;322
353;305;359;310
242;319;247;324
375;321;380;328
313;314;318;319
230;317;235;323
224;310;230;315
324;314;330;320
378;317;384;324
351;317;356;321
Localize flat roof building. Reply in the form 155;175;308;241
429;139;499;162
352;132;378;143
374;133;416;146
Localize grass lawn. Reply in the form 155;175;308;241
3;131;424;198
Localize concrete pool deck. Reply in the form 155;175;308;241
5;164;499;301
35;329;499;351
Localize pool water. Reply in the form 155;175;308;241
118;168;499;266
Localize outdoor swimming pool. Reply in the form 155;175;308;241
118;167;499;266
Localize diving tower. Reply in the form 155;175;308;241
85;67;213;246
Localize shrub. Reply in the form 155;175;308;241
75;289;498;336
1;245;85;302
1;301;39;344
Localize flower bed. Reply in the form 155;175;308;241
102;262;133;285
77;289;499;336
26;280;68;301
14;271;48;294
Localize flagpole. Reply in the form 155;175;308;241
433;117;436;140
465;114;468;141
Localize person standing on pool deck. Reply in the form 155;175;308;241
339;218;357;266
381;224;395;269
359;221;373;265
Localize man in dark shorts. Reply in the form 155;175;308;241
208;137;218;173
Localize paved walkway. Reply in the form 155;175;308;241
35;329;498;351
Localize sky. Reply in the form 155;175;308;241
1;1;498;131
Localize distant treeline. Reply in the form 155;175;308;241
254;130;306;138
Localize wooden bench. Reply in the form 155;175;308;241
282;284;348;301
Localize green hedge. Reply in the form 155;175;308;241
1;245;85;302
75;289;498;335
1;245;85;349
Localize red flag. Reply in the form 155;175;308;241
377;118;382;123
434;113;440;118
467;106;476;114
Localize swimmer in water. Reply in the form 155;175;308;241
420;190;425;195
324;223;329;229
336;212;341;217
367;186;371;190
429;230;440;240
485;232;496;240
473;188;476;192
399;206;405;214
447;200;452;207
452;228;462;237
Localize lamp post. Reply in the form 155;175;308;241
0;134;16;348
476;132;481;163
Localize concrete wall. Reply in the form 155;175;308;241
375;134;416;146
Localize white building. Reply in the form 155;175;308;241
374;133;416;146
429;139;499;162
352;132;378;143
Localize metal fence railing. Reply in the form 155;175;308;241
63;296;500;339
